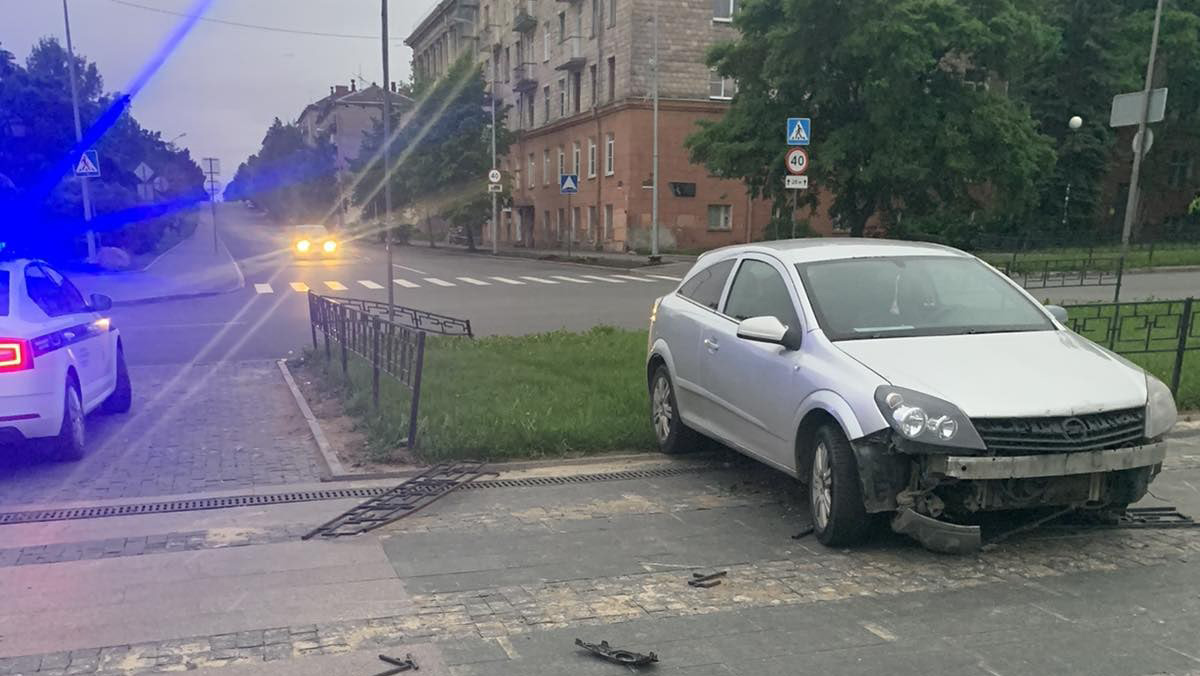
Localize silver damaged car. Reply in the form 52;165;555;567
645;240;1178;552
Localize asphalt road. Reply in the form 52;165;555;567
112;204;690;366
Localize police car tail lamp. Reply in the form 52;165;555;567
323;240;337;253
0;339;33;373
296;239;312;253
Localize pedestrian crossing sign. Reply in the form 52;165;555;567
559;174;579;194
74;150;101;177
786;118;811;146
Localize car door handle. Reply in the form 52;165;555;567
703;337;719;351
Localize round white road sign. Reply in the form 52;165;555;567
488;169;502;183
785;148;809;175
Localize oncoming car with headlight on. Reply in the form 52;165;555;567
645;240;1177;553
290;224;339;258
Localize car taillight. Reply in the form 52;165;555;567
0;339;33;373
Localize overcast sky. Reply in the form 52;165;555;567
0;0;440;178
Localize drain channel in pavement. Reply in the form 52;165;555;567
0;465;711;525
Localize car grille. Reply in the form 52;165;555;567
971;408;1146;455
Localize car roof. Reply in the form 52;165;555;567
697;238;971;265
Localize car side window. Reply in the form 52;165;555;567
723;259;802;329
25;264;67;317
678;259;735;310
40;265;89;314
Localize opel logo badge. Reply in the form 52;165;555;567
1062;417;1088;442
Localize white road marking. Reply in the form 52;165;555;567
289;282;309;292
489;276;525;285
581;275;624;283
519;276;558;284
493;637;520;660
645;274;683;281
394;279;420;288
253;283;273;294
610;274;657;283
393;263;428;274
324;281;348;291
861;623;897;642
550;275;591;284
424;277;456;287
457;277;490;286
357;280;384;289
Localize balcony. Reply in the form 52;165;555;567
513;62;539;92
477;26;500;52
555;35;587;71
512;2;538;33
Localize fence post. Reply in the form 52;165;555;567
406;331;427;449
1170;298;1194;397
307;291;317;351
1113;256;1124;303
339;305;348;376
1148;241;1155;265
371;317;381;409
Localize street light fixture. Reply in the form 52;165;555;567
1062;115;1082;228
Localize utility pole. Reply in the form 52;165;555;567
491;57;499;255
62;0;96;260
202;158;220;253
381;0;395;320
1120;0;1166;254
649;0;660;262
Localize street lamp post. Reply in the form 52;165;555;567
62;0;96;260
1120;0;1166;254
649;0;660;263
381;0;395;321
490;56;498;256
1062;115;1082;228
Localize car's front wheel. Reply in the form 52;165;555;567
650;366;699;455
49;378;86;461
809;423;869;546
101;346;132;414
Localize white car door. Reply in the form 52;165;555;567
24;264;111;408
698;256;808;472
665;257;737;431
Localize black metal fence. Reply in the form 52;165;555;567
1064;297;1198;396
320;294;473;337
998;256;1125;301
308;292;471;449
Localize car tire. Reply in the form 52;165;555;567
809;423;870;546
101;346;132;414
49;378;86;462
650;366;700;455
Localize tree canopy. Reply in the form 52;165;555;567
224;118;337;224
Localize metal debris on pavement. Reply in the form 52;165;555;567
575;638;659;667
791;524;815;539
688;570;728;588
303;462;491;538
372;653;418;675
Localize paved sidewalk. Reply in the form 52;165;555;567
70;207;245;305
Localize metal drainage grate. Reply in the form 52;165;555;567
0;465;710;526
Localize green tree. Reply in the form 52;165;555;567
686;0;1056;239
225;118;337;224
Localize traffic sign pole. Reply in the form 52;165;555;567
63;0;96;260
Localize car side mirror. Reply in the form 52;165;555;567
737;316;803;350
89;293;112;312
1046;304;1068;323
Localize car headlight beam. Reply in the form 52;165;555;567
874;386;986;450
296;239;311;253
323;240;337;253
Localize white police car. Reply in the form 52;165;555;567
0;259;131;460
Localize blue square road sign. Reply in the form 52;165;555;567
74;149;101;177
559;174;579;195
786;118;811;146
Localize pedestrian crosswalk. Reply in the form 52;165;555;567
249;272;681;294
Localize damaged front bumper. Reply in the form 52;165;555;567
924;441;1167;480
891;508;982;554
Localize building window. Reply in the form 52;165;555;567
527;95;535;126
669;182;696;197
708;205;733;231
604;204;613;240
587;138;597;177
608;0;616;27
543;85;551;121
543;30;550;61
572;71;582;113
708;69;736;99
713;0;738;21
558;12;566;41
557;208;565;240
558;146;565;178
543;149;551;185
1168;150;1194;189
528;154;536;188
558;77;567;116
605;133;615;175
572;142;581;175
607;56;615;101
589;64;597;107
588;205;597;239
503;47;511;83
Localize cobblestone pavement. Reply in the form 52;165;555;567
0;361;321;508
3;433;1200;676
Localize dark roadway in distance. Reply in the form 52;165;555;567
111;204;690;366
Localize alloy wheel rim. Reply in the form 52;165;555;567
652;377;673;443
811;442;833;530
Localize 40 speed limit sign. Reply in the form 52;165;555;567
785;148;809;175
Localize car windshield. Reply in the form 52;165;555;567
797;256;1054;340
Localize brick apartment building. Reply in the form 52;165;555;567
406;0;832;251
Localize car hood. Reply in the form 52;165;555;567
835;329;1147;418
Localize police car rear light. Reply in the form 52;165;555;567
0;339;33;373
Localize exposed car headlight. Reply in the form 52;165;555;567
323;240;337;253
1145;374;1177;439
874;386;986;450
296;239;311;253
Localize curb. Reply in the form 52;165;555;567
110;284;241;307
319;450;684;482
277;359;345;480
1122;264;1200;275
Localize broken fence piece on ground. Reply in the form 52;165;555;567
791;524;815;539
575;638;659;666
688;570;728;587
372;653;418;675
